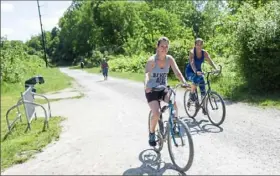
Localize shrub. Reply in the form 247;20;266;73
234;1;280;92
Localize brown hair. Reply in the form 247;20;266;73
195;38;203;45
157;36;169;47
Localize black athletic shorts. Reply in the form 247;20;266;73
145;90;168;103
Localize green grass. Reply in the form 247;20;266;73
1;67;74;96
1;67;73;171
230;91;280;108
1;117;64;171
72;66;280;109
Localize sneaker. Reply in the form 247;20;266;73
149;132;156;147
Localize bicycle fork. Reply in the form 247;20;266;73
168;105;184;147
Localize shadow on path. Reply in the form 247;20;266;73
123;149;188;176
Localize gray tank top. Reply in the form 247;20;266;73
146;54;171;88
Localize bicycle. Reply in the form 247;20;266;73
148;83;194;172
183;65;226;126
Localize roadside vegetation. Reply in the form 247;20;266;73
1;39;73;170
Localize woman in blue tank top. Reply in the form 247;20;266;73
144;36;188;147
185;38;218;105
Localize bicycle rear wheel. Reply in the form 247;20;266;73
167;118;194;172
183;89;199;118
205;91;226;126
148;110;164;152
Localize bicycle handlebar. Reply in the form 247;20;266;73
203;64;222;76
193;64;222;87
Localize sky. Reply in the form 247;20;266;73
1;1;72;42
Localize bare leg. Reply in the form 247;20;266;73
148;101;161;133
191;84;196;93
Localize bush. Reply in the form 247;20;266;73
168;38;194;78
0;40;45;84
108;52;150;73
234;1;280;92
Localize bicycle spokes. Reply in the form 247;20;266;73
171;122;186;147
184;90;198;118
167;119;194;172
208;95;217;109
206;92;226;126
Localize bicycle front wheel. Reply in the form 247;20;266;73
183;89;198;118
205;91;226;126
167;118;194;172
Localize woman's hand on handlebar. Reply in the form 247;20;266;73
196;71;203;76
181;82;191;88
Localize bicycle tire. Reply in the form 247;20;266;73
183;89;198;118
205;91;226;126
148;110;164;152
167;118;194;172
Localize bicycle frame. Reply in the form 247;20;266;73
150;83;195;172
154;83;188;146
192;65;222;110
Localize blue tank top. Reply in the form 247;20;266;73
146;54;171;88
186;47;205;73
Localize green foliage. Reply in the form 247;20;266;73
234;1;280;92
17;0;279;100
108;52;150;73
0;35;73;170
1;39;45;84
227;0;273;14
167;38;194;77
85;50;104;67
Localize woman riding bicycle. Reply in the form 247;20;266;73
185;38;218;105
144;36;188;147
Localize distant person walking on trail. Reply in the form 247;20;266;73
101;58;109;80
80;57;85;69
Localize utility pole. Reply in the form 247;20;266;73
36;0;48;67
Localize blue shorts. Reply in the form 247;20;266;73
102;68;108;76
185;71;205;85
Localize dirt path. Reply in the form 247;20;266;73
2;68;280;175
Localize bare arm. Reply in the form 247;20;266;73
204;51;217;70
189;50;197;73
144;58;153;88
169;56;187;84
